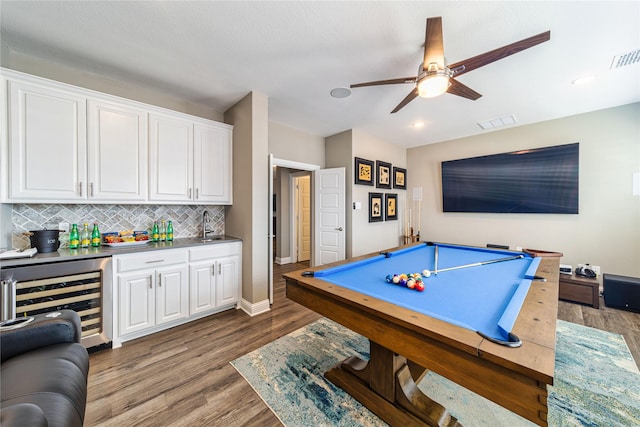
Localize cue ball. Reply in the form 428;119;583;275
422;269;431;278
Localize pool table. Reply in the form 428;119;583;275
284;242;562;427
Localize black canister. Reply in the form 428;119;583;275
28;229;62;253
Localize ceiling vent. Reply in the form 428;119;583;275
477;114;517;130
610;49;640;69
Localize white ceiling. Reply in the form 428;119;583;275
1;1;639;148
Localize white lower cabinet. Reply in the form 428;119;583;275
114;249;189;344
189;242;241;315
113;241;242;347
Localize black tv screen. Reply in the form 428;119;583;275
441;143;579;214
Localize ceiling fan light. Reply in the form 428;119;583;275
417;72;451;98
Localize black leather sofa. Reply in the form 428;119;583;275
0;310;89;427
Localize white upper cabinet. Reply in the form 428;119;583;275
149;112;194;202
88;99;148;201
194;122;232;204
2;68;232;205
8;79;87;201
150;114;232;204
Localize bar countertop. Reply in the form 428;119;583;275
0;235;242;268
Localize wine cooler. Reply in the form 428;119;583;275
1;257;112;349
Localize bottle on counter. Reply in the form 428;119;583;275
69;224;79;249
152;221;159;242
91;223;101;247
166;220;173;241
80;223;90;248
160;220;166;242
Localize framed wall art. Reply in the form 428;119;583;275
393;167;407;190
355;157;375;186
369;192;384;222
376;160;392;189
385;193;398;221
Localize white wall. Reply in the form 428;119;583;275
224;91;270;304
407;103;640;277
268;121;325;167
351;129;407;257
1;48;222;121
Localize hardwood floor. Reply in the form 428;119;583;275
86;263;640;426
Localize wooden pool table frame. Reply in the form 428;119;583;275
284;243;562;427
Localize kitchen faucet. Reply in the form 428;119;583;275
202;210;212;238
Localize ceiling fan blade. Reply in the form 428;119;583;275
391;87;419;114
446;78;482;100
351;77;416;88
423;17;445;70
448;30;550;77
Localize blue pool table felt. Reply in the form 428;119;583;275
313;243;541;342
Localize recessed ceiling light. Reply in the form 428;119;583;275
330;87;351;98
412;121;425;128
571;75;595;85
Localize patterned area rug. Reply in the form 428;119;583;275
231;318;640;426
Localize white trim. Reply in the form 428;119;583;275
275;256;292;265
240;298;271;316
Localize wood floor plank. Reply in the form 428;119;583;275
86;264;639;426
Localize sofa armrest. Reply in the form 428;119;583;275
0;403;48;427
0;310;82;362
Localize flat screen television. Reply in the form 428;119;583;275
441;143;579;214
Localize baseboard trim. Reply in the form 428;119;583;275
240;298;271;316
275;256;292;265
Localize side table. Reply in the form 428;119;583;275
558;273;600;308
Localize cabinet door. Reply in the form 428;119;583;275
8;80;87;201
189;261;216;315
149;113;193;201
216;255;240;307
156;264;189;325
88;99;148;201
194;122;232;204
118;272;155;336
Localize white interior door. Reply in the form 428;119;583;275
313;168;345;266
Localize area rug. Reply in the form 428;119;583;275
231;318;640;426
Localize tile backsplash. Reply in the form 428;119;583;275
11;204;225;249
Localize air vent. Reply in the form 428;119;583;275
610;49;640;69
477;114;517;130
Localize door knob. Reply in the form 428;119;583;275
335;227;343;231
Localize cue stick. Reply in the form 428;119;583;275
431;254;524;275
434;245;439;275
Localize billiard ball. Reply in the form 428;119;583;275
416;282;425;291
392;275;400;284
407;279;416;289
422;269;431;278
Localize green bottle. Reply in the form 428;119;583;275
152;221;159;242
91;223;101;247
160;220;166;241
69;224;79;249
166;220;173;241
81;223;90;248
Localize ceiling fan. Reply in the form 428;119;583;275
350;17;550;113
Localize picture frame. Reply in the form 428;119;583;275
385;193;398;221
393;167;407;190
376;160;392;189
368;192;384;222
355;157;375;186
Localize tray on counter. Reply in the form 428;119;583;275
102;240;151;247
